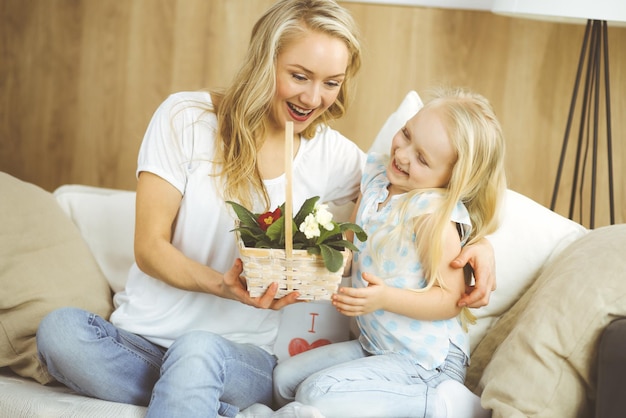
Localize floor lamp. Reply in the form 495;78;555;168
492;0;626;229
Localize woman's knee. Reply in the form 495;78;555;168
166;330;227;357
37;307;100;385
161;330;233;374
37;307;88;356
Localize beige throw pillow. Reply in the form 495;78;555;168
468;224;626;418
0;173;113;384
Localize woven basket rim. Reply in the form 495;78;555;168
235;228;348;300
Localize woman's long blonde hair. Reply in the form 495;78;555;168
372;87;507;328
210;0;362;210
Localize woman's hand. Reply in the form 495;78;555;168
451;238;497;308
221;259;301;310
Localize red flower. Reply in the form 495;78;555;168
258;208;281;231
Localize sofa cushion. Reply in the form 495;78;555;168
371;91;588;351
53;185;136;294
0;173;114;384
0;369;147;417
470;224;626;417
468;189;587;350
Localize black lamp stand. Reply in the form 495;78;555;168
550;19;615;229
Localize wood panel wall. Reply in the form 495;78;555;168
2;0;624;227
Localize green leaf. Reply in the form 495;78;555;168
316;223;341;245
319;244;344;273
294;196;320;225
226;201;260;229
306;246;321;255
326;239;359;252
339;222;368;242
237;227;264;242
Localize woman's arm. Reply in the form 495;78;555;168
134;171;219;293
133;171;298;309
332;221;465;320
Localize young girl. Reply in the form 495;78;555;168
274;86;506;418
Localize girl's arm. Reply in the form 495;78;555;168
332;220;465;320
133;171;299;309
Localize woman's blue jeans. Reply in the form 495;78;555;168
273;339;467;418
37;307;276;418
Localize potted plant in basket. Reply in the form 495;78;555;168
228;196;367;273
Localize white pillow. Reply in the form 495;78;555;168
54;185;136;294
371;91;589;350
469;190;587;349
274;281;352;362
368;90;423;155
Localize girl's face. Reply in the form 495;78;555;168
387;106;456;195
271;30;349;135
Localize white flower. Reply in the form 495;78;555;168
299;213;321;239
314;204;334;231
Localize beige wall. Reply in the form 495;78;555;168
1;0;624;227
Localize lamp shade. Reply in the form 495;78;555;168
492;0;626;24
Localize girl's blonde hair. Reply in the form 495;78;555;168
372;87;507;328
211;0;362;210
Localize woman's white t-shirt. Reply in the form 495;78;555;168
110;91;366;353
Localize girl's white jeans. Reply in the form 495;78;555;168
273;339;467;418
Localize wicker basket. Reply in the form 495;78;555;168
238;238;348;301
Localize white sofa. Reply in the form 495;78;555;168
3;91;626;417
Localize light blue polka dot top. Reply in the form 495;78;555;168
353;153;472;370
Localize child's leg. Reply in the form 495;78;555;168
273;340;365;408
295;352;436;417
435;380;491;418
294;344;476;418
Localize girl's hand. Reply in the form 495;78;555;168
332;272;388;316
221;259;300;310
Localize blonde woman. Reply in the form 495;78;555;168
274;87;506;418
38;1;364;417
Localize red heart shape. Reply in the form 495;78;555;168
288;337;332;356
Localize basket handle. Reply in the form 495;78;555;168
284;121;294;260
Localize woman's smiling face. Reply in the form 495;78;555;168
271;30;349;135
